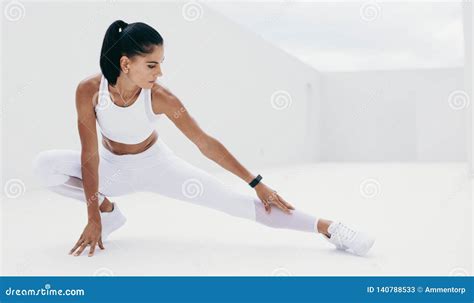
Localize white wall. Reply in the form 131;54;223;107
320;68;466;162
2;2;322;193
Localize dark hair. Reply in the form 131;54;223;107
100;20;164;85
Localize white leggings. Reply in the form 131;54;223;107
32;137;319;233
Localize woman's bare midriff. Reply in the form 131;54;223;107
101;130;158;155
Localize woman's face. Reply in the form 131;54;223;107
120;44;165;88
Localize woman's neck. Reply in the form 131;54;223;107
109;76;141;101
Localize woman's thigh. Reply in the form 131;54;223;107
131;153;256;220
33;149;137;197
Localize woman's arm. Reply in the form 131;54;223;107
75;80;102;222
155;88;255;183
69;78;105;257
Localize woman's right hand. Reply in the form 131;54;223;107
69;220;105;257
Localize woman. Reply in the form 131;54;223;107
32;20;375;258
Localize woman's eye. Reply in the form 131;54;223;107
148;65;155;69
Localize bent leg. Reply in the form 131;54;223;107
32;149;137;203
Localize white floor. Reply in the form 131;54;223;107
1;162;472;276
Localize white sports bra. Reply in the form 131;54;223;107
95;75;161;144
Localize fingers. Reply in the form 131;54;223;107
73;242;88;256
262;200;271;214
88;241;97;257
277;194;295;211
98;239;105;250
69;236;84;255
267;192;291;214
259;188;295;215
70;238;103;257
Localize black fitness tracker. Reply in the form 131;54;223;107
249;174;262;188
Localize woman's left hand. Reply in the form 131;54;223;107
254;183;295;214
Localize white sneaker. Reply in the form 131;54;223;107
322;221;375;256
99;202;127;241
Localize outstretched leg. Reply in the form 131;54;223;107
128;142;329;236
254;201;333;236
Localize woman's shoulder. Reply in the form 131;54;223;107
76;73;102;106
75;73;102;111
150;82;181;113
150;82;173;115
76;73;102;96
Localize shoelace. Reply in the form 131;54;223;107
333;223;357;248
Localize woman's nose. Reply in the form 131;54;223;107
155;67;162;77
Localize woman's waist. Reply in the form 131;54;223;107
101;130;158;155
99;131;164;163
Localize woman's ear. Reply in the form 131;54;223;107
119;55;130;73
